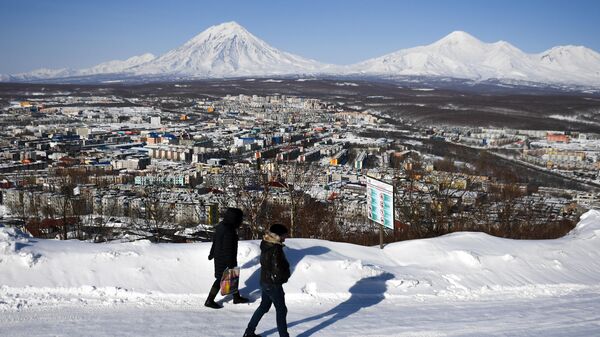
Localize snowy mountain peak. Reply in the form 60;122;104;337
537;45;600;81
540;45;600;62
349;30;600;86
435;30;483;46
129;21;330;77
204;21;247;35
186;21;253;45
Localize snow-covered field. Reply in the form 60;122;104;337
2;211;600;336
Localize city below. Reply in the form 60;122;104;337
2;3;600;336
1;78;599;244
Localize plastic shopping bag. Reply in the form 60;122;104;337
220;267;240;296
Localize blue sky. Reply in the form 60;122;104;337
1;0;599;73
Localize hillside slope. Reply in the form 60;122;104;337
1;211;600;336
1;211;599;303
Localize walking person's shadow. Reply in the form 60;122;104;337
262;272;394;336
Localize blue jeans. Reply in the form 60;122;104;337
246;283;289;337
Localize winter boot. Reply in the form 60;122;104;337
204;299;222;309
243;332;262;337
205;284;223;309
233;292;250;304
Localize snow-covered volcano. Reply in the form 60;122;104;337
347;31;600;86
537;45;600;85
129;21;332;77
4;24;600;87
5;22;331;81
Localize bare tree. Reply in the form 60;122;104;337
4;190;26;219
227;165;272;239
133;186;173;243
94;192;121;231
394;158;430;238
275;162;320;238
55;191;74;240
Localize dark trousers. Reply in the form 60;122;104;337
245;283;289;337
210;278;220;293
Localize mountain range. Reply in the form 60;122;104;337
3;21;600;87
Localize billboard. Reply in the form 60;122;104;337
366;176;394;229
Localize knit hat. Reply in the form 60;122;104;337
223;207;244;227
269;224;288;236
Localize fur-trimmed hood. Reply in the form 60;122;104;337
263;231;284;246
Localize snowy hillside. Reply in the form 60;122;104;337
2;210;600;299
8;67;76;81
5;23;600;88
1;211;600;336
537;45;600;85
9;53;156;80
78;53;156;76
348;31;600;86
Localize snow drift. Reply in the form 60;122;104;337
1;210;600;311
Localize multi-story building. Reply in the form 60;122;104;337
147;145;192;162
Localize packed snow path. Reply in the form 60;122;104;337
1;292;599;337
2;211;600;336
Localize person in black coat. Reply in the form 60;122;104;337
205;207;249;309
244;224;291;337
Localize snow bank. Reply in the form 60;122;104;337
1;211;600;311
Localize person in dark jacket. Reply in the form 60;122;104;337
244;224;291;337
206;207;250;309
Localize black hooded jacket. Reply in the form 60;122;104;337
260;238;291;285
209;208;243;279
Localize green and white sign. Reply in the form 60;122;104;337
366;176;394;229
